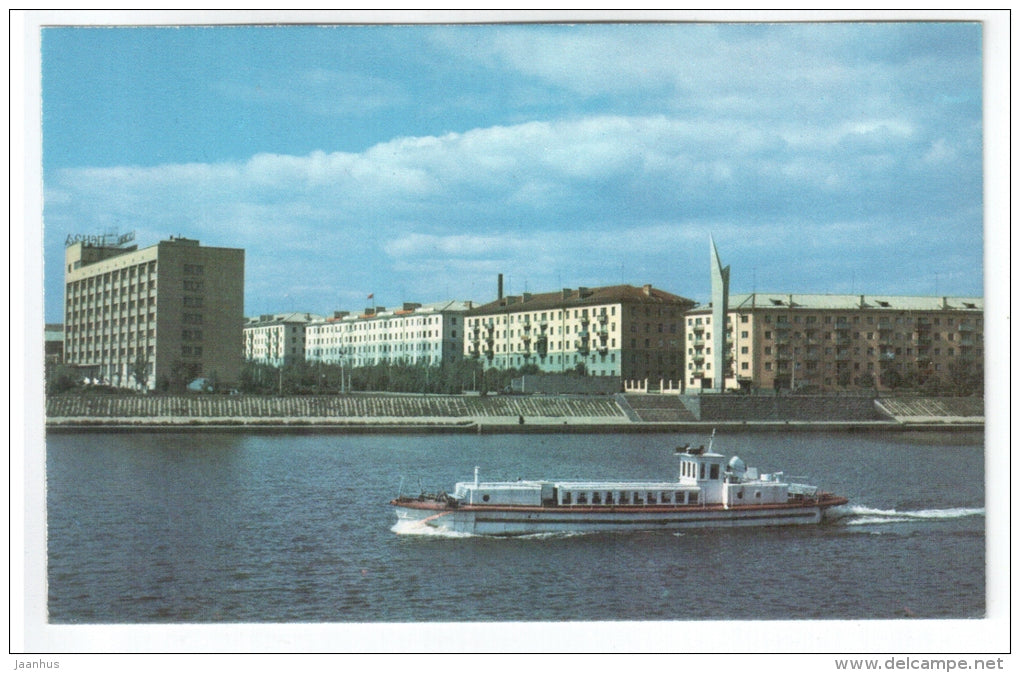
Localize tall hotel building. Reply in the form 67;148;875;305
683;293;984;393
464;284;696;383
304;300;473;367
63;236;245;389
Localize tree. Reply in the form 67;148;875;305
946;359;983;396
879;367;903;390
46;364;80;395
130;354;150;390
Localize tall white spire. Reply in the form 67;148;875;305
709;235;730;392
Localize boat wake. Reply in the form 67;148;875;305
390;520;476;538
391;520;602;540
831;505;984;526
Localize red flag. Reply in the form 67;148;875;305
367;293;374;299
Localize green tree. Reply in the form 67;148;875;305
946;358;983;396
130;354;150;390
46;364;80;395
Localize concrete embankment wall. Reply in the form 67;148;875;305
45;393;626;424
692;395;885;422
45;392;983;433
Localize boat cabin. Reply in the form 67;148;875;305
553;482;701;506
447;448;805;509
452;479;550;506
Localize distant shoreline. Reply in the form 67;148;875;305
45;419;983;434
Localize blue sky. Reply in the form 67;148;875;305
41;20;987;322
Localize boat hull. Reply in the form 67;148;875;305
392;496;848;536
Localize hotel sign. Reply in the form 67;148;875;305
65;231;136;248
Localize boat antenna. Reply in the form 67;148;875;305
708;428;716;453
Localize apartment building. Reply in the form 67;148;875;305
464;284;697;383
63;236;245;389
683;293;984;392
305;300;473;367
243;312;323;366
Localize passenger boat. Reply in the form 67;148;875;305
390;436;848;536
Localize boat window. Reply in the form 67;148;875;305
482;494;490;502
605;492;614;505
562;491;572;505
689;492;698;504
755;491;762;499
592;492;602;505
737;489;744;499
661;492;672;504
710;464;720;480
577;493;588;504
700;463;705;479
647;492;657;505
619;492;630;504
675;491;686;504
634;493;644;505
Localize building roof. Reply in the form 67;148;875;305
687;293;983;314
466;284;697;317
311;299;475;325
245;312;324;327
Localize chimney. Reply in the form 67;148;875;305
498;274;504;301
642;284;652;296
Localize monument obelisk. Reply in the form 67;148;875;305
709;236;730;393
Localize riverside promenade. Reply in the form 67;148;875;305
45;392;984;433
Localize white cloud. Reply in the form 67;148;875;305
46;104;981;315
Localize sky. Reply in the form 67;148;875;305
39;18;990;323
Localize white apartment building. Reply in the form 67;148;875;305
305;300;473;367
243;312;322;366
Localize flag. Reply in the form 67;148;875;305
367;293;374;299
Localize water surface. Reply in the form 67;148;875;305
46;430;985;622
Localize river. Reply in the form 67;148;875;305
46;429;984;624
